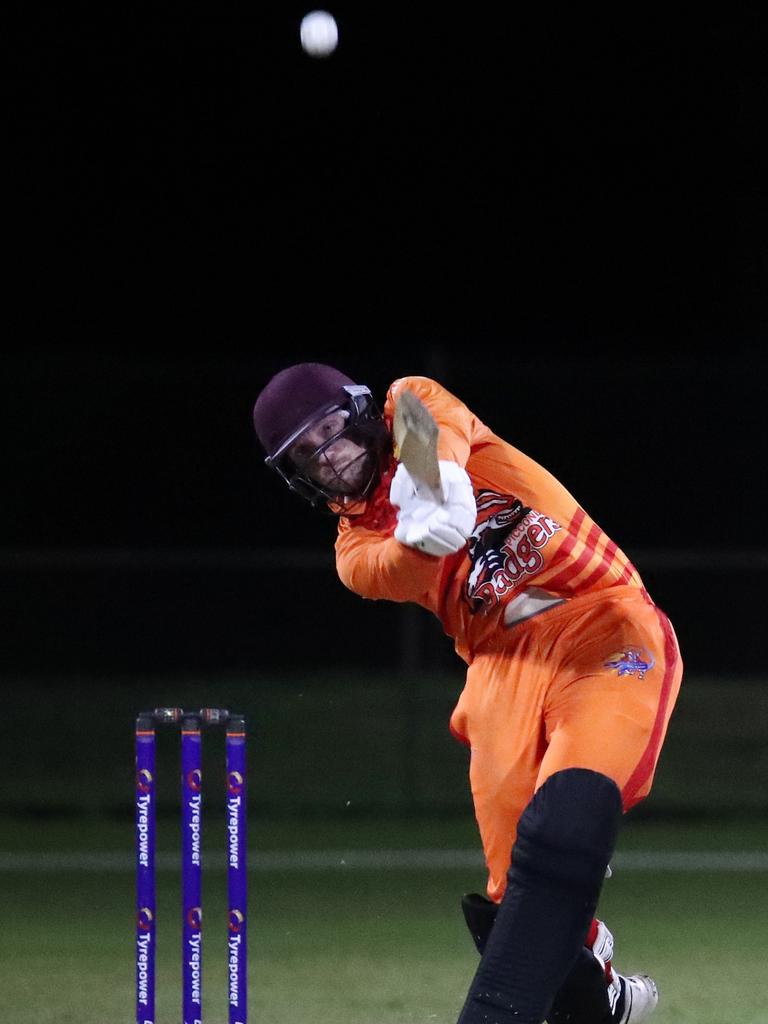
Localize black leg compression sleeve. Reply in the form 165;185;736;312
461;895;616;1024
547;948;615;1024
456;768;622;1024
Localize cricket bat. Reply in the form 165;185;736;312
392;389;444;503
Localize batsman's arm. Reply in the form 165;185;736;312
335;521;442;605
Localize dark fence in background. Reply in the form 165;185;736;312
2;671;767;821
2;547;767;819
1;546;767;675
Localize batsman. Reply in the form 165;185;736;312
252;363;683;1024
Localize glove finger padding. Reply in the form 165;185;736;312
436;499;476;538
395;512;469;556
390;461;475;515
389;462;414;509
391;460;477;557
400;495;443;524
436;462;476;537
439;459;474;494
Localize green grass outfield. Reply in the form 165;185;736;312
1;814;767;1023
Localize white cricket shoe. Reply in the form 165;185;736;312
614;972;659;1023
591;920;659;1023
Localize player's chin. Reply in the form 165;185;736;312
331;477;364;498
335;455;374;495
315;475;358;499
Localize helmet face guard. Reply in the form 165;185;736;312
265;384;390;514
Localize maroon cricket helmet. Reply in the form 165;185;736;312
252;362;390;511
252;363;357;460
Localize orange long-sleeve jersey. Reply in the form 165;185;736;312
335;376;644;665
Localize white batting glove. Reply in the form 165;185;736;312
391;461;476;557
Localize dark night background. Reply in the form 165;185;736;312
3;15;768;1020
3;5;767;680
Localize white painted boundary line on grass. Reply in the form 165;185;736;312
1;849;768;872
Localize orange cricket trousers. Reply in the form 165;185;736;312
449;585;683;903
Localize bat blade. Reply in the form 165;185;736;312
392;389;444;502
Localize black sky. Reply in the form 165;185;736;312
5;6;767;551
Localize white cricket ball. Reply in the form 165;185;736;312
300;10;339;58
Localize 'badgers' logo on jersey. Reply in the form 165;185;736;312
465;491;563;611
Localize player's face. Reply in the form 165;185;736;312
289;411;372;495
